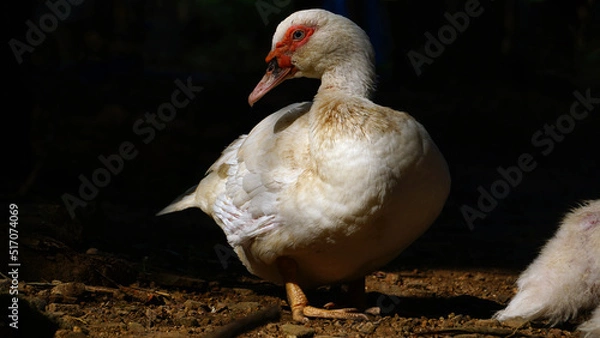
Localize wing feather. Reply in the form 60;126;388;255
208;102;312;245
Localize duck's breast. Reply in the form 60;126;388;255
237;100;450;285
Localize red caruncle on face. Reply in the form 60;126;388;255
266;24;315;68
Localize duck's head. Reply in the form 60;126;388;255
248;9;375;106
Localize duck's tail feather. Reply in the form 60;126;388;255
156;185;198;216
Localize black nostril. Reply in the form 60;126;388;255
267;58;279;73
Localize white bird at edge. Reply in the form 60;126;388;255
494;199;600;337
157;8;451;322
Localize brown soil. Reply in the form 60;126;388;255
2;202;590;338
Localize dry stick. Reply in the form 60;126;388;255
203;305;282;338
83;285;122;294
118;282;172;298
22;280;170;307
92;268;172;300
23;282;57;287
22;281;116;293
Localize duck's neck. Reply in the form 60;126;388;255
315;55;376;101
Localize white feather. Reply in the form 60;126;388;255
494;200;600;336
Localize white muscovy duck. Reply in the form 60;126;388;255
494;200;600;337
157;8;450;322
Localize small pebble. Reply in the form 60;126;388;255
85;248;99;255
211;302;227;313
127;321;145;332
359;321;375;334
175;317;199;327
52;282;86;298
233;288;254;296
501;317;529;328
281;323;315;337
183;299;206;311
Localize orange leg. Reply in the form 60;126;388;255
276;257;369;322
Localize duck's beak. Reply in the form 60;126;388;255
248;58;295;107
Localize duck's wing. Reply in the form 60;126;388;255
157;102;313;247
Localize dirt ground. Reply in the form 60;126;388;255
3;259;587;338
3;267;577;338
2;198;594;338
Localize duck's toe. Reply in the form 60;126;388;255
302;306;369;321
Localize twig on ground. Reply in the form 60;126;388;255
203;305;282;338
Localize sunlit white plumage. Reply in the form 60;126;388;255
158;8;450;320
494;200;600;337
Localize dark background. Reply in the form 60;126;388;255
4;0;600;282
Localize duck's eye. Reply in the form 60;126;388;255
292;30;305;40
